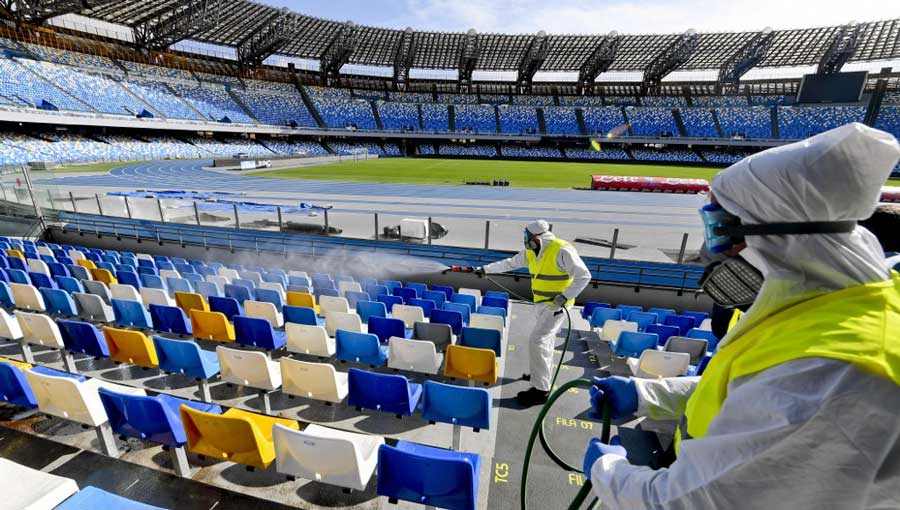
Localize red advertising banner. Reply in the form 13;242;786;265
881;187;900;203
590;175;710;193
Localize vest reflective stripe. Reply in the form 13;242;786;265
675;272;900;454
727;309;743;332
525;238;575;306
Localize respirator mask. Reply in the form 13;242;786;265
698;202;857;307
524;229;540;251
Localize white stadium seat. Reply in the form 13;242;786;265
67;250;86;261
258;281;286;299
470;313;505;334
391;304;425;328
10;283;45;312
457;287;482;306
158;269;181;281
0;458;79;510
216;345;282;391
285;323;334;357
0;308;24;340
627;350;691;378
319;295;350;315
110;283;141;303
16;311;65;349
73;292;115;322
279;357;348;403
338;281;362;296
25;370;145;426
387;336;442;374
140;287;175;308
217;268;239;281
205;275;229;290
597;319;638;342
244;300;284;328
26;259;50;276
325;311;363;336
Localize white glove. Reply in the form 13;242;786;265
552;294;568;308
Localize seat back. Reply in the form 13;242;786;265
111;283;141;303
613;331;659;359
432;285;454;301
686;328;720;351
590;307;623;328
28;272;55;289
254;288;284;310
582;302;610;320
0;309;23;340
0;281;13;308
387;337;440;374
116;271;141;289
139;274;166;290
407;298;436;318
430;309;463;335
40;288;78;317
140;287;175;308
152;336;219;379
90;268;117;286
391;304;425;328
189;309;235;342
347;368;420;415
25;369;111;426
102;326;159;368
615;304;643;320
634;350;691;378
682;311;709;327
283;305;319;326
319;295;350;315
648;308;676;323
442;302;471;325
450;293;477;310
344;290;370;310
57;319;109;357
216;345;280;390
10;283;44;311
600;319;637;342
665;336;709;365
376;294;403;310
458;327;502;357
338;280;362;296
224;283;253;303
664;315;696;336
73;292;114;322
646;324;680;347
209;295;243;320
194;281;221;299
392;287;417;303
285;323;333;357
54;276;83;294
420;380;491;430
0;359;36;408
444;345;497;384
422;290;446;309
174;292;208;315
480;296;509;313
244;300;283;328
326;311;363;336
233;315;284;350
377;441;479;510
628;311;659;332
179;406;287;469
355;300;387;323
286;291;316;309
112;299;153;329
367;316;405;343
470;313;504;334
16;311;64;348
335;330;387;365
97;388;210;447
149;304;192;336
405;282;427;298
279;358;347;403
47;262;71;278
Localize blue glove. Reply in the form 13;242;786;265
589;376;638;419
583;436;627;475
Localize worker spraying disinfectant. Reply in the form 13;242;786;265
458;220;591;406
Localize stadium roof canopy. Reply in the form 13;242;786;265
27;1;900;81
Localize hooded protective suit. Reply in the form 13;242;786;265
590;123;900;509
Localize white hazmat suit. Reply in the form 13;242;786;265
483;221;591;392
590;123;900;509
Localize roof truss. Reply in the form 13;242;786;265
131;0;224;51
236;9;299;67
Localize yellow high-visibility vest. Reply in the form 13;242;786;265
525;238;575;306
675;272;900;453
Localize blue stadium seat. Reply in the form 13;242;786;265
112;298;153;329
174;263;196;275
615;305;643;320
664;315;696;336
406;282;427;298
47;262;70;278
234;315;286;350
182;273;205;285
0;282;15;307
67;265;90;280
628;311;659;332
377;294;403;310
344;291;370;309
687;328;720;351
458;327;502;357
611;331;659;358
484;291;508;300
408;298;436;318
288;275;311;287
209;295;243;320
57;319;109;357
96;261;116;272
315;287;339;300
682;311;709;327
140;274;166;290
392;287;417;303
232;277;256;290
336;330;388;366
356;300;387;323
367;316;409;343
422;290;447;308
116;271;141;289
7;258;26;272
381;280;402;292
366;284;388;298
99;387;221;447
149;304;193;336
481;296;508;311
262;272;287;287
255;288;284;311
197;266;216;277
377;440;479;510
40;288;78;316
450;293;477;310
648;308;676;323
152;336;220;380
420;380;491;431
590;307;623;328
138;259;156;270
54;486;167;510
54;276;84;294
442;302;471;326
646;324;680;347
138;266;158;276
194;281;221;299
431;309;463;335
348;368;421;415
582;302;610;320
28;271;55;289
8;269;31;285
0;360;37;408
167;277;194;296
283;305;325;327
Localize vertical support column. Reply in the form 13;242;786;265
95;194;104;216
484;221;490;249
259;389;272;415
157;198;166;223
95;422;120;458
47;189;56;210
170;446;192;478
323;209;330;234
19;341;35;364
277;206;283;232
0;183;8;202
198;379;212;403
124;196;132;219
194;202;201;225
69;192;78;212
677;233;689;264
233;203;240;229
373;213;379;240
609;228;619;260
21;166;44;230
451;424;462;451
427;216;433;245
60;349;78;374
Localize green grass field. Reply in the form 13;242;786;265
54;161;138;173
254;158;724;188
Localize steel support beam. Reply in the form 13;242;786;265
577;32;622;93
393;27;415;89
818;21;862;74
320;21;358;85
9;0;117;23
717;28;775;92
458;28;479;92
132;0;223;52
236;8;299;67
642;29;700;93
516;31;548;93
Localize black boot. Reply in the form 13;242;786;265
516;387;550;407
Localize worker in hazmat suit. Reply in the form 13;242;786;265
582;123;900;509
466;220;591;406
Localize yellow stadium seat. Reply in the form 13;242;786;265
76;259;97;270
443;344;498;385
180;406;299;469
102;326;159;368
90;268;117;285
0;356;31;370
286;291;318;313
175;292;209;316
5;249;24;259
190;309;235;342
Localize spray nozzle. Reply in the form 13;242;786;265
444;265;474;274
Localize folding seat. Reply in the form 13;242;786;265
1;458;79;510
280;358;347;403
600;319;639;342
262;272;288;288
283;305;325;327
627;350;691;378
171;257;188;265
102;326;159;368
174;291;208;316
648;308;676;324
112;299;153;329
664;336;709;365
138;273;164;290
245;300;285;329
422;290;447;309
254;288;285;312
98;387;222;477
698;318;713;331
73;292;114;322
166;277;194;296
0;358;37;408
28;272;56;290
257;282;286;301
646;324;680;347
83;280;111;303
190;309;235;342
89;268;117;286
224;283;253;303
338;280;362;296
101;254;120;265
40;288;78;317
430;309;463;335
57;319;109;358
344;290;370;310
67;264;91;281
47;262;71;278
682;311;709;327
149;304;192;336
8;259;28;274
197;266;217;277
444;345;498;385
388;337;442;374
368;316;409;343
115;271;141;290
319;295;350;316
8;268;31;285
348;368;421;416
377;293;403;311
233;315;287;350
610;331;659;359
336;330;388;366
458;327;502;357
664;314;697;336
209;295;243;320
288;270;309;280
36;245;54;257
141;287;176;309
157;262;176;273
420;380;492;431
628;311;660;332
194;281;221;300
153;336;220;380
432;285;455;301
590;307;622;329
687;328;720;351
137;257;155;268
0;309;23;341
334;275;354;284
0;281;14;308
25;369;146;456
53;275;82;294
582;302;611;320
54;485;167;510
286;323;334;357
158;269;180;281
286;291;318;313
288;274;311;288
217;345;282;412
392;304;425;328
110;283;141;303
381;280;402;293
325;311;363;336
96;262;118;274
5;248;24;259
615;304;643;320
17;311;65;353
239;271;262;286
68;249;86;261
26;258;50;276
392;286;417;303
366;284;388;298
274;423;384;491
377;441;480;510
443;302;471;326
406;298;434;318
175;263;197;275
206;275;229;290
182;273;205;287
406;282;428;298
470;313;505;334
180;405;299;470
452;292;478;311
354;300;387;325
56;256;74;267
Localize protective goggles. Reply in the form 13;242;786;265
699;203;858;253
